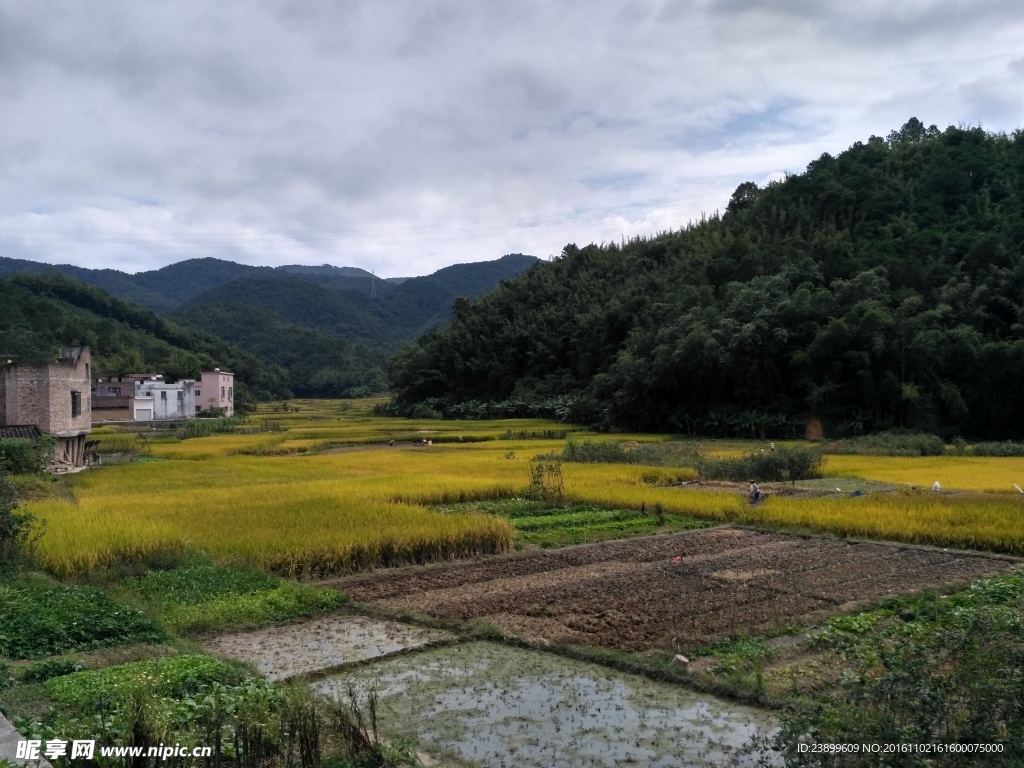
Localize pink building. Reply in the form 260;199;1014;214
196;369;234;416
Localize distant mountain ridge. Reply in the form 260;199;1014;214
0;254;537;323
0;252;538;397
171;253;539;349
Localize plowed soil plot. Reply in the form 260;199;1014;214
328;528;1018;653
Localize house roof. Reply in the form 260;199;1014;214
0;425;43;440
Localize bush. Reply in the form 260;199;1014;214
559;437;704;467
0;436;55;474
971;441;1024;457
176;417;240;439
0;472;45;568
696;447;824;482
408;403;442;420
824;431;944;457
777;573;1024;764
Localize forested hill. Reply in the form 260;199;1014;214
172;253;539;349
0;273;290;404
390;120;1024;440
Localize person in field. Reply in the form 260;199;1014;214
749;480;760;502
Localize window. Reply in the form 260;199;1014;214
160;391;167;400
195;405;201;413
177;391;184;401
221;386;225;399
195;389;201;397
110;387;121;396
71;391;82;417
228;387;233;399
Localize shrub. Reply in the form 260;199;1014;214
0;436;55;475
560;437;704;467
0;471;45;568
176;417;240;439
777;573;1024;763
824;431;944;457
971;441;1024;457
696;447;825;482
408;403;441;420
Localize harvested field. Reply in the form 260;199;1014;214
328;528;1018;653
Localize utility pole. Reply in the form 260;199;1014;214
370;270;377;299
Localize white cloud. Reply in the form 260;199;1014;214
0;0;1021;276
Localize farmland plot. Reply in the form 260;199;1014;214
329;527;1017;653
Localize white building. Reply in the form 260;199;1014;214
131;379;196;420
196;369;234;416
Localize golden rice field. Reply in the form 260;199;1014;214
21;398;1024;576
825;454;1024;494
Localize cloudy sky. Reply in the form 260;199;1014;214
1;1;1022;277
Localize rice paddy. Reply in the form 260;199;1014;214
20;399;1024;576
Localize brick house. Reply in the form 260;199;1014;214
0;346;92;469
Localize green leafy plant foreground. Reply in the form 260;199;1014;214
0;581;164;660
119;564;346;634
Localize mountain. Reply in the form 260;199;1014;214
0;273;290;404
388;120;1024;440
172;276;398;348
171;253;539;349
0;253;536;396
0;254;537;320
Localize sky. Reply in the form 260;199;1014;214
1;1;1022;278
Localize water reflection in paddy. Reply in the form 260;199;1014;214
316;641;780;768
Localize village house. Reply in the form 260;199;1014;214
94;370;233;419
196;369;234;416
92;373;164;420
132;378;196;420
0;346;92;469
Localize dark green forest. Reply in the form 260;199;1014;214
177;302;388;398
389;120;1024;439
0;274;290;405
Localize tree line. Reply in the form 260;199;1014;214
389;120;1024;439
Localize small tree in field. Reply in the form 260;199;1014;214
526;459;565;503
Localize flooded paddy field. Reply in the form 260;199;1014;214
316;641;780;768
328;527;1014;652
203;612;454;680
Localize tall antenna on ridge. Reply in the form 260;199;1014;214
370;270;377;299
